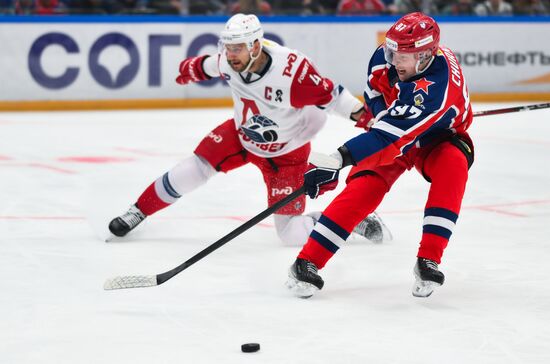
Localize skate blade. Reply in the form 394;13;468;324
378;217;393;242
412;278;442;297
371;211;393;243
104;232;129;242
286;275;318;299
351;212;393;244
104;233;125;242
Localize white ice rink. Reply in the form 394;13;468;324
1;105;550;363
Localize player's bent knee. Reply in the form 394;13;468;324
274;214;317;247
427;151;469;186
441;149;469;176
167;155;217;195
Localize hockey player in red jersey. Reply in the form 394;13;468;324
108;14;390;247
287;12;475;298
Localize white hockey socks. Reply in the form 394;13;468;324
149;154;216;205
274;212;322;247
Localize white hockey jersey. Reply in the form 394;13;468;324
204;40;361;158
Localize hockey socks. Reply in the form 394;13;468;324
135;155;217;216
136;173;176;216
418;207;459;263
419;142;468;263
298;215;350;269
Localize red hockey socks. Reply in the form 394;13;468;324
136;173;178;216
418;143;469;263
298;174;387;268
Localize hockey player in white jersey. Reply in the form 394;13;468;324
108;14;390;246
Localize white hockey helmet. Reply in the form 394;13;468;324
220;13;264;50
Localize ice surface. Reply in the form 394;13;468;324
1;104;549;363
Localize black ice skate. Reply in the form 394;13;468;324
352;212;392;243
286;258;324;299
412;257;445;297
108;204;146;237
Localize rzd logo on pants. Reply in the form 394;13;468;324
271;187;293;196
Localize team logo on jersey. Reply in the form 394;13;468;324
241;114;279;143
414;94;425;107
222;73;231;80
413;77;435;94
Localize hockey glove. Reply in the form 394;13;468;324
304;147;356;199
304;164;339;199
352;104;375;131
304;152;345;199
176;55;211;85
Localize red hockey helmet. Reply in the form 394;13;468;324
385;12;440;56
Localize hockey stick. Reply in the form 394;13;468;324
473;102;550;117
104;185;306;290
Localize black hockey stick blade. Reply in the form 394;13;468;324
104;185;306;290
473;102;550;117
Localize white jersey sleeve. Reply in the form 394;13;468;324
323;87;363;118
201;55;221;78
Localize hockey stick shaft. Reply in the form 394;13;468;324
473;102;550;117
104;185;306;290
156;185;305;284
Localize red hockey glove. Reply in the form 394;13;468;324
175;55;210;85
352;104;375;131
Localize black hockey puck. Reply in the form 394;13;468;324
241;343;260;353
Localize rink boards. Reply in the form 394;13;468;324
1;16;549;110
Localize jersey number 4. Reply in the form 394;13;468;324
309;74;322;85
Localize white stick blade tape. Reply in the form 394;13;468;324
104;275;157;290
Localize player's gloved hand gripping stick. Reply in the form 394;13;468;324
303;149;353;199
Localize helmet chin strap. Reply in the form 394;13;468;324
242;42;263;74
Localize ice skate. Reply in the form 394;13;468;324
412;257;445;297
352;212;392;243
108;204;146;238
286;258;324;299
